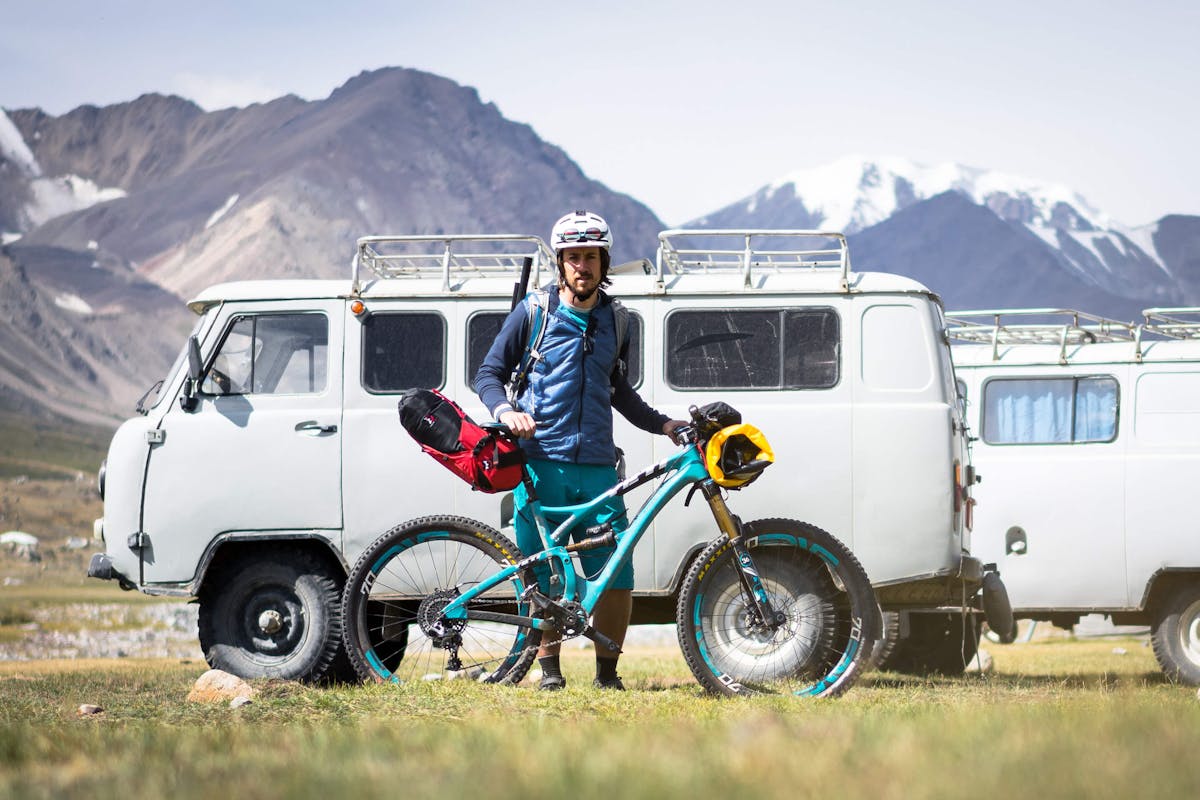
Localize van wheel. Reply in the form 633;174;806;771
198;548;342;683
869;611;902;670
1151;583;1200;686
881;611;980;676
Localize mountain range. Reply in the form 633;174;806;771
2;66;1198;435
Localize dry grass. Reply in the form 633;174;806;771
0;637;1197;800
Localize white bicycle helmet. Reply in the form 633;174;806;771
551;210;612;252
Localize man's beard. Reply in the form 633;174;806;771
570;285;597;302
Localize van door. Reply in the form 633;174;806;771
970;371;1128;608
1125;368;1200;602
853;300;961;581
139;300;344;583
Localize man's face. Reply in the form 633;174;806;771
561;247;602;300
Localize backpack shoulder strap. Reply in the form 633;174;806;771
507;290;550;403
608;297;630;388
610;297;629;355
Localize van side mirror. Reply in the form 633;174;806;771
179;335;202;412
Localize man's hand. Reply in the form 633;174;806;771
500;410;537;439
663;419;688;444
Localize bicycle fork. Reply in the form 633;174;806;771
699;481;787;630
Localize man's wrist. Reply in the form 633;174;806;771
492;403;514;420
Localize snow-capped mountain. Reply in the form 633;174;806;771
691;156;1191;311
0;109;126;241
727;155;1112;233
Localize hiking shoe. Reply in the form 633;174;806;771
539;673;566;692
592;675;625;691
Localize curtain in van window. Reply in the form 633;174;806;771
983;377;1117;444
1074;377;1117;442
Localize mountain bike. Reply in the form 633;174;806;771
340;403;878;697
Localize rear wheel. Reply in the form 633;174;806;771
1151;582;1200;686
676;519;878;698
869;611;902;671
882;611;981;676
341;516;540;685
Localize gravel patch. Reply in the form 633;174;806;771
0;603;203;661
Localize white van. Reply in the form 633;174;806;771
89;230;1002;681
949;308;1200;685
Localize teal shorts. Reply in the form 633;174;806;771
513;459;634;592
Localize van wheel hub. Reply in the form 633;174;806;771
258;609;285;635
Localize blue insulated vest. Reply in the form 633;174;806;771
514;298;621;465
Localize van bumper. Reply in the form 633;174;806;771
874;555;989;609
87;553;137;590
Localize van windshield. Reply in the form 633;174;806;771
137;315;207;413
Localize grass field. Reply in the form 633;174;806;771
3;473;1197;798
1;637;1197;800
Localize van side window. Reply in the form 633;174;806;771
665;309;838;390
982;376;1118;445
362;313;445;392
466;310;644;390
201;313;328;396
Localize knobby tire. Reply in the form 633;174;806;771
341;515;541;685
676;518;878;698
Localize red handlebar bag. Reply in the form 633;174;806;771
398;388;524;493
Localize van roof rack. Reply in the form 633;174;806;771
945;308;1140;364
947;306;1200;364
1142;307;1200;339
656;229;851;289
352;234;555;293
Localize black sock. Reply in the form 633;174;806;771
539;655;562;679
595;656;620;682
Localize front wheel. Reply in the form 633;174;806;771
197;546;342;683
676;519;878;698
341;516;541;685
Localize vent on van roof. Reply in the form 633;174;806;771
353;235;555;293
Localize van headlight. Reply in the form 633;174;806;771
97;460;106;500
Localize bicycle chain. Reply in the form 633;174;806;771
428;596;587;680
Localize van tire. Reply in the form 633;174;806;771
869;611;902;670
882;611;980;676
197;547;342;683
1151;582;1200;686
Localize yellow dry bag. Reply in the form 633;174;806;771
704;423;775;489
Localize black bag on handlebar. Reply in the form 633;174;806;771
398;388;524;493
692;401;742;438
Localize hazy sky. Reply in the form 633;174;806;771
1;1;1196;226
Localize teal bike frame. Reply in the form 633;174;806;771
437;437;780;636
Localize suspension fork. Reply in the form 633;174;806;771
699;481;787;629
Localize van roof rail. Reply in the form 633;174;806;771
945;308;1140;364
656;229;851;289
1142;307;1200;339
352;234;556;293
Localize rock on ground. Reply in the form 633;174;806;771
187;669;255;703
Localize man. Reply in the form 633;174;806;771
475;210;684;691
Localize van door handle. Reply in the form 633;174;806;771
295;420;338;436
